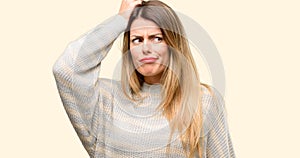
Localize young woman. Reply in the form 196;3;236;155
53;0;235;157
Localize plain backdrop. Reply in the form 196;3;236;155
0;0;299;157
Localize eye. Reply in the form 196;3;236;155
153;37;163;43
131;38;142;44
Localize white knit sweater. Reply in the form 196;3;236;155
53;14;235;158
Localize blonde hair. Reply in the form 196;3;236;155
121;1;212;157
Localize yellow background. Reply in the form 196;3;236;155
0;0;299;157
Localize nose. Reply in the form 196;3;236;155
142;40;151;55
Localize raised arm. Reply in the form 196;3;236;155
52;14;127;156
52;1;143;156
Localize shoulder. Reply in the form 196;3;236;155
98;78;121;87
200;83;225;118
200;84;227;135
200;84;223;104
96;78;122;95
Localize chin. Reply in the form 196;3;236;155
137;64;165;77
138;69;160;77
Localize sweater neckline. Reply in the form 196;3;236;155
141;82;162;94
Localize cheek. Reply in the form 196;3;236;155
130;47;140;65
156;45;169;65
130;46;139;56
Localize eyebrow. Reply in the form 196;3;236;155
130;33;162;38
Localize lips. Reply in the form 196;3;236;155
139;57;158;63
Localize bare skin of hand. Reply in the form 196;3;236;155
118;0;143;20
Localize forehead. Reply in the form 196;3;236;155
130;18;161;34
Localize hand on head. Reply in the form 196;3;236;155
118;0;143;20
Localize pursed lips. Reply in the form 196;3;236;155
139;57;158;63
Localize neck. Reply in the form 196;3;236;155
144;74;162;85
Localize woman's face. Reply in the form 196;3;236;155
129;18;169;83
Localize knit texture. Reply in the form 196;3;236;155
53;14;236;158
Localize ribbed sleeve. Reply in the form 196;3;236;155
202;87;236;158
52;15;127;157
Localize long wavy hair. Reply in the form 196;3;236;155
121;0;212;157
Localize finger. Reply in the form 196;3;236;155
131;0;143;6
